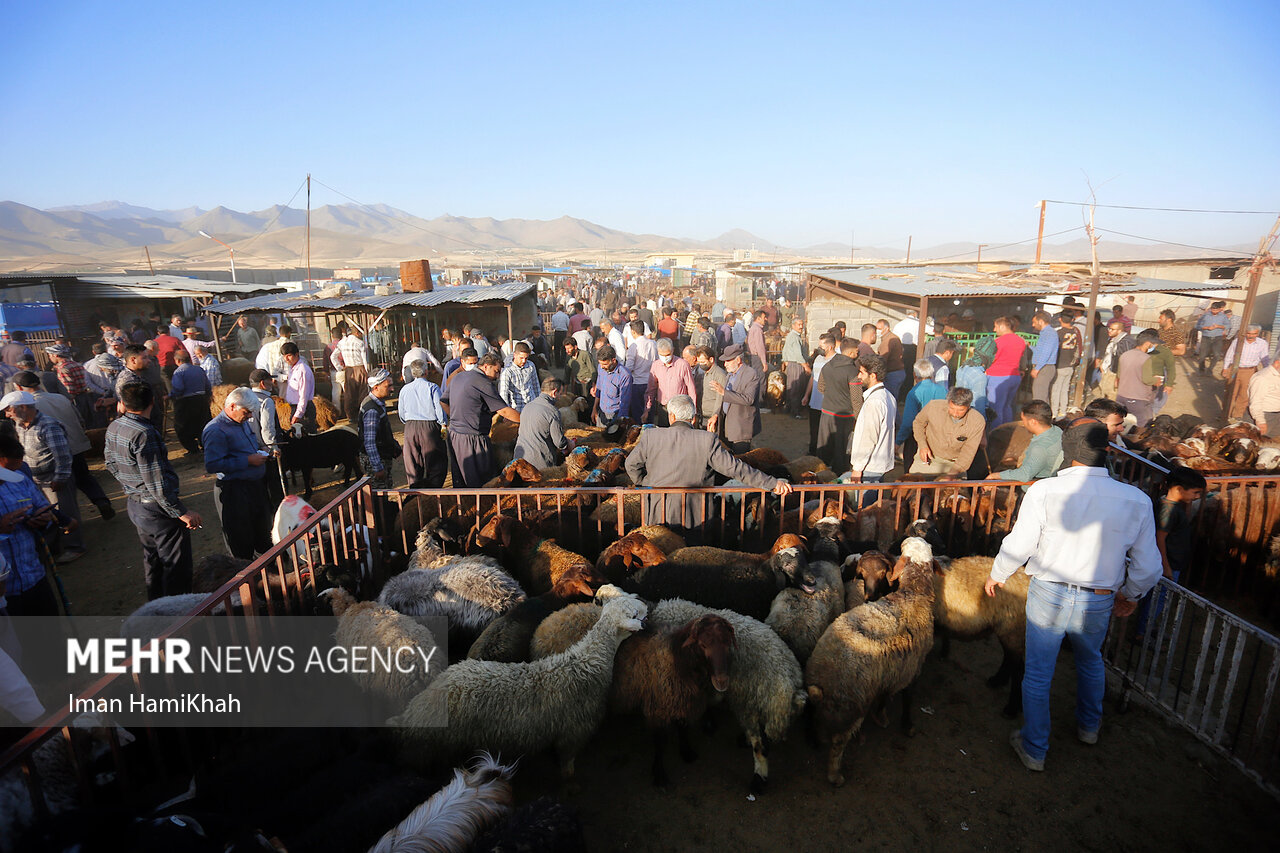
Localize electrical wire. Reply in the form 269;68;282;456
1045;200;1279;215
310;178;495;251
1092;228;1253;257
239;176;309;249
917;226;1087;262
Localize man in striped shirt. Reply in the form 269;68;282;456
1222;324;1271;420
5;389;86;563
498;343;540;412
338;328;371;425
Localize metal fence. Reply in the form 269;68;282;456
1105;578;1280;797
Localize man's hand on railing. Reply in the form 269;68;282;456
773;480;793;497
1113;594;1137;618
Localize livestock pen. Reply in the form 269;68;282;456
6;473;1280;848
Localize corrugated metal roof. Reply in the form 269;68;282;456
806;265;1244;299
76;275;285;298
204;281;536;315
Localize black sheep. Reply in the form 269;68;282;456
279;427;362;498
621;546;810;621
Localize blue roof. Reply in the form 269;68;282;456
205;281;536;315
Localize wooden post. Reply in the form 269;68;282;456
209;311;225;362
145;246;155;275
1227;215;1280;374
506;301;515;346
905;236;912;264
1035;200;1046;265
918;296;929;350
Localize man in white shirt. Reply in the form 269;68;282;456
338;328;371;424
601;319;626;357
985;420;1161;772
625;323;658;422
401;341;441;384
847;354;896;495
1222;324;1270;421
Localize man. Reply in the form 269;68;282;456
625;323;657;422
359;369;402;487
600;318;626;356
1050;312;1082;419
626;394;791;534
441;353;521;487
84;342;121;392
893;310;920;368
256;323;293;380
527;325;552;366
197;347;222;386
592;345;632;427
45;344;95;427
167;314;185;340
657;307;681;344
551;304;571;366
1029;310;1059;403
280;342;317;433
202;387;273;559
624;310;651;350
1195;301;1228;374
816;338;861;471
247;369;285;508
1116;330;1159;429
100;322;128;350
514;377;575;470
717;311;737;351
760;297;781;330
781;317;810;419
1156;309;1186;357
399;359;448;489
562;336;596;399
469;327;491;357
711;299;727;323
645;338;698;427
848;354;897;491
1082;397;1128;440
927;339;957;389
985;400;1063;488
1096;319;1137;397
3;387;87;563
746;311;769;374
909;386;985;478
856;323;878;362
708;343;762;453
986;420;1161;772
1122;294;1139;325
170;350;211;454
151;325;183;380
181;326;218;364
0;434;61;616
105;384;202;600
690;315;716;354
338;326;372;424
1;331;33;368
14;371;114;521
1222;324;1270;420
1249;359;1280;436
568;303;589;335
498;342;540;413
803;334;836;455
223;315;261;359
696;346;727;431
896;358;948;458
876;318;906;398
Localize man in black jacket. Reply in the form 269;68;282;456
816;338;861;471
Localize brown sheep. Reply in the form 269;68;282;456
313;395;341;431
805;538;936;786
783;455;830;482
735;447;789;471
210;383;240;417
220;357;254;386
466;562;608;663
191;554;252;594
596;531;669;581
272;396;294;431
843;551;896;608
632;524;686;555
482;458;543;488
470;513;596;595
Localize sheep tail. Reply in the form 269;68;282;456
366;751;516;853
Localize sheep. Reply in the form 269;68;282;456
532;591;806;793
1258;446;1280;471
735;446;790;471
784;455;830;481
843;550;896;609
191;554;252;594
765;558;844;663
390;588;649;781
466;562;605;662
471;797;586;853
405;515;468;571
367;752;515;853
931;555;1029;718
595;530;669;580
633;524;687;555
606;614;737;786
805;537;937;787
322;588;442;709
557;396;589;425
482;457;543;488
377;555;526;651
469;512;597;595
120;593;217;640
621;542;811;621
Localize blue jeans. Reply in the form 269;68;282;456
987;374;1021;430
857;472;884;509
884;370;906;399
1021;577;1115;760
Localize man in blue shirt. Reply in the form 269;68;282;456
1030;310;1059;404
592;345;632;427
202;387;272;559
441;354;520;487
0;434;60;615
400;359;448;488
1196;300;1228;374
170;349;212;455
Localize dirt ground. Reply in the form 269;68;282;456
49;354;1280;850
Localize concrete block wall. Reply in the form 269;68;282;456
803;298;914;349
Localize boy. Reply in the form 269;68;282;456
1137;467;1207;639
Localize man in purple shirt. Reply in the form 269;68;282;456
280;342;316;433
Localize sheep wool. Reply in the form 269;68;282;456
323;589;442;709
378;555;526;635
766;559;844;663
367;752;515;853
391;589;648;779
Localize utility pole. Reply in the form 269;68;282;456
905;235;912;264
977;244;989;263
306;173;312;287
1227;214;1280;374
1035;200;1047;264
144;246;155;275
850;229;855;264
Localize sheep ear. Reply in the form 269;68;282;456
931;559;947;576
887;556;908;584
806;685;823;703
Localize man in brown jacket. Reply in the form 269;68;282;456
909;387;986;477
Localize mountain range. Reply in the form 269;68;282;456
0;200;1254;272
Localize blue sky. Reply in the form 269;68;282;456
2;0;1277;250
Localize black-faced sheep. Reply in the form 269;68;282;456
805;537;937;786
932;555;1029;717
377;555;525;653
367;752;515;853
765;558;844;663
322;588;443;710
390;588;648;781
466;562;606;663
531;591;806;794
621;538;811;621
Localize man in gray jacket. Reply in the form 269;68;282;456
695;346;726;429
626;395;790;535
514;377;574;469
707;343;762;453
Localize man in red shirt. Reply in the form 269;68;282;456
657;308;681;344
567;302;589;335
153;324;184;379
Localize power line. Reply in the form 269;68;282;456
310;178;495;252
1046;200;1278;215
1092;227;1252;257
239;176;309;250
918;226;1086;262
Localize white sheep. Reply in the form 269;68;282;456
367;751;515;853
321;588;443;710
390;587;648;781
531;589;806;794
378;555;526;637
805;537;937;786
765;558;844;663
120;594;218;641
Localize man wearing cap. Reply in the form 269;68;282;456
2;388;86;563
0;331;33;368
441;354;521;487
247;369;286;507
706;343;762;454
986;419;1160;772
170;349;211;454
12;371;114;521
181;326;217;364
46;345;94;426
338;327;372;425
105;383;202;599
399;359;448;489
280;342;316;433
360;370;402;486
202;387;273;559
